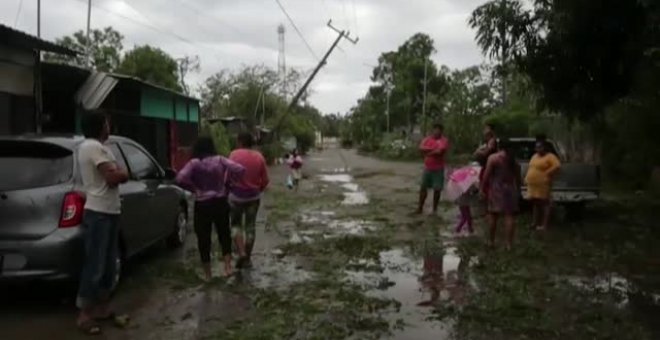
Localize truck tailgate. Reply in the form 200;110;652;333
521;163;600;199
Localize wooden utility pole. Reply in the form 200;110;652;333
86;0;92;68
421;58;428;135
274;20;358;132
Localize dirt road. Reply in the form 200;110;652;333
1;147;658;340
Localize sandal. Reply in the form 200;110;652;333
96;312;130;329
78;319;102;335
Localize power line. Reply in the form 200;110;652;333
70;0;225;60
14;0;24;26
170;0;275;50
341;0;348;30
351;0;359;34
274;0;320;61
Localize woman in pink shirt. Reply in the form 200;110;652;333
229;133;270;268
176;137;245;280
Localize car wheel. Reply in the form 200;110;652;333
565;202;585;221
167;205;187;248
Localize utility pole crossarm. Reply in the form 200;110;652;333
274;20;359;133
327;20;359;44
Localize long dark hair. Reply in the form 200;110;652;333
192;136;217;159
498;139;518;174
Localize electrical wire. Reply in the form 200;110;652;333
14;0;24;26
351;0;359;34
274;0;320;61
70;0;225;60
170;0;275;50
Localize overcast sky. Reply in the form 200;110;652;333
2;0;488;114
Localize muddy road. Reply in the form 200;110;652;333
2;147;659;340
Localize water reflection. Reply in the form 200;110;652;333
418;245;471;307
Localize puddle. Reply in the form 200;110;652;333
319;172;370;205
293;211;378;240
560;273;660;308
342;192;369;205
242;254;312;289
320;167;351;173
347;246;474;340
319;174;353;183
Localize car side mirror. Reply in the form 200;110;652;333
163;168;177;180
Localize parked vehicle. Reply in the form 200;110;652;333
509;138;601;217
0;135;189;287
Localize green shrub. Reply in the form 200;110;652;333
205;122;231;156
259;142;285;165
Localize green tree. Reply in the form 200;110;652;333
117;45;181;91
320;114;342;137
469;0;532;104
44;26;123;72
371;33;448;135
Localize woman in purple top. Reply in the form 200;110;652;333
176;137;245;280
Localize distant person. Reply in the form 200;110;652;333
454;184;477;236
76;113;129;335
525;139;561;231
474;123;498;178
480;140;521;250
229;132;270;268
417;123;449;215
176;137;245;280
287;149;303;191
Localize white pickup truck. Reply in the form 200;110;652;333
509;138;601;218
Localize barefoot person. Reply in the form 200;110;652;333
287;149;303;191
480;140;521;249
76;113;129;335
417;123;449;214
176;137;244;280
229;132;270;268
525;139;561;230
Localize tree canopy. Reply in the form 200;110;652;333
117;45;182;92
44;26;123;72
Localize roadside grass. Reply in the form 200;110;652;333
430;207;658;340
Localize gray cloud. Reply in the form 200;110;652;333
2;0;488;114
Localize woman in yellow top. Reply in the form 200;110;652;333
525;140;561;231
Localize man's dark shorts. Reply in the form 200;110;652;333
421;168;445;191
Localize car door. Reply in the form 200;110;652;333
119;143;178;244
107;143;151;256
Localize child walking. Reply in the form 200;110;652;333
286;149;303;191
454;187;476;236
444;165;480;237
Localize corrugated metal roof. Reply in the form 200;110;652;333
0;24;78;56
75;71;118;111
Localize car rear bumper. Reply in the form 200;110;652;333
0;226;83;282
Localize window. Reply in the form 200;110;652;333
108;144;128;172
121;144;160;179
0;141;73;191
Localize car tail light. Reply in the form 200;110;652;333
59;191;85;228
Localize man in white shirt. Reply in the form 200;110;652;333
76;113;129;335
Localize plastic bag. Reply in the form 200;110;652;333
286;174;294;189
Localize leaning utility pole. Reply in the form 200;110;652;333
274;20;358;132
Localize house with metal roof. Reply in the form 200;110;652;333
0;24;77;135
41;62;200;170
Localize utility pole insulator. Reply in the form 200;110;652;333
273;20;359;133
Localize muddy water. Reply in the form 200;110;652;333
346;246;473;340
319;173;370;205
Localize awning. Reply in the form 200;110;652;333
75;72;118;111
